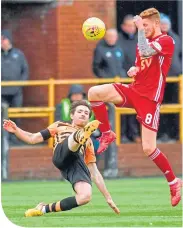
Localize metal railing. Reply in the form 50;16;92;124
1;75;182;147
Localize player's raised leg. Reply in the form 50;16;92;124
71;120;100;147
141;125;182;207
88;84;123;154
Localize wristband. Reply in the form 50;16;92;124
40;129;51;141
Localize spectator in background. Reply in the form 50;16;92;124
158;14;182;142
119;14;137;72
92;29;121;178
1;29;29;145
118;15;141;143
93;28;127;78
160;13;182;76
55;84;99;153
55;84;87;122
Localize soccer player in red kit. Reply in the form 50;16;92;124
88;8;182;207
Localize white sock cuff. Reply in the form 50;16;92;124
41;206;46;214
102;130;111;134
149;148;161;160
168;178;177;186
68;133;80;152
90;101;104;107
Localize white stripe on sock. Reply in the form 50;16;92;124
168;178;177;186
103;130;110;134
91;102;103;107
150;148;160;160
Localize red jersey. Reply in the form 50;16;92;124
130;34;174;103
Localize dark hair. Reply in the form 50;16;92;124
123;14;134;24
70;100;92;118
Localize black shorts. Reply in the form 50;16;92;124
52;137;92;189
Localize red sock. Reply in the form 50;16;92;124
90;101;110;132
149;148;176;184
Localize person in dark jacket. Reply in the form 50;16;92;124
158;14;182;142
119;14;137;72
1;30;29;145
1;30;29;104
160;14;182;76
93;28;127;78
118;15;141;143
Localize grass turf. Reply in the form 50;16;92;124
1;177;182;227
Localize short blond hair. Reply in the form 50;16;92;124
140;8;160;21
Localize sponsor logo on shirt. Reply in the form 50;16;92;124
106;51;112;57
12;53;19;59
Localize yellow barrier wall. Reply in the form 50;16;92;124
1;76;182;147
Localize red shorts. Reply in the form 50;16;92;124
113;83;161;132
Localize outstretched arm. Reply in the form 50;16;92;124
3;119;51;144
87;162;120;214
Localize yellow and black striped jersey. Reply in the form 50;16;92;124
47;121;96;165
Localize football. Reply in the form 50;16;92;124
82;17;106;41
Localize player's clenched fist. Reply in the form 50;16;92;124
133;15;144;29
127;66;139;78
3;119;17;133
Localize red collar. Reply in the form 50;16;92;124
149;33;165;41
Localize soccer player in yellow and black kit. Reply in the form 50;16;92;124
3;100;120;216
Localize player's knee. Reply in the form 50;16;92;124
142;143;155;156
88;86;101;101
80;192;92;204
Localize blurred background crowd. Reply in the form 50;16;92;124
1;0;182;179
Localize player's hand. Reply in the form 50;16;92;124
106;198;120;214
3;119;17;133
127;66;139;78
133;15;144;30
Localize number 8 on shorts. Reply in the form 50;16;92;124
145;113;153;124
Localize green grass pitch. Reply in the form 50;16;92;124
1;177;182;227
